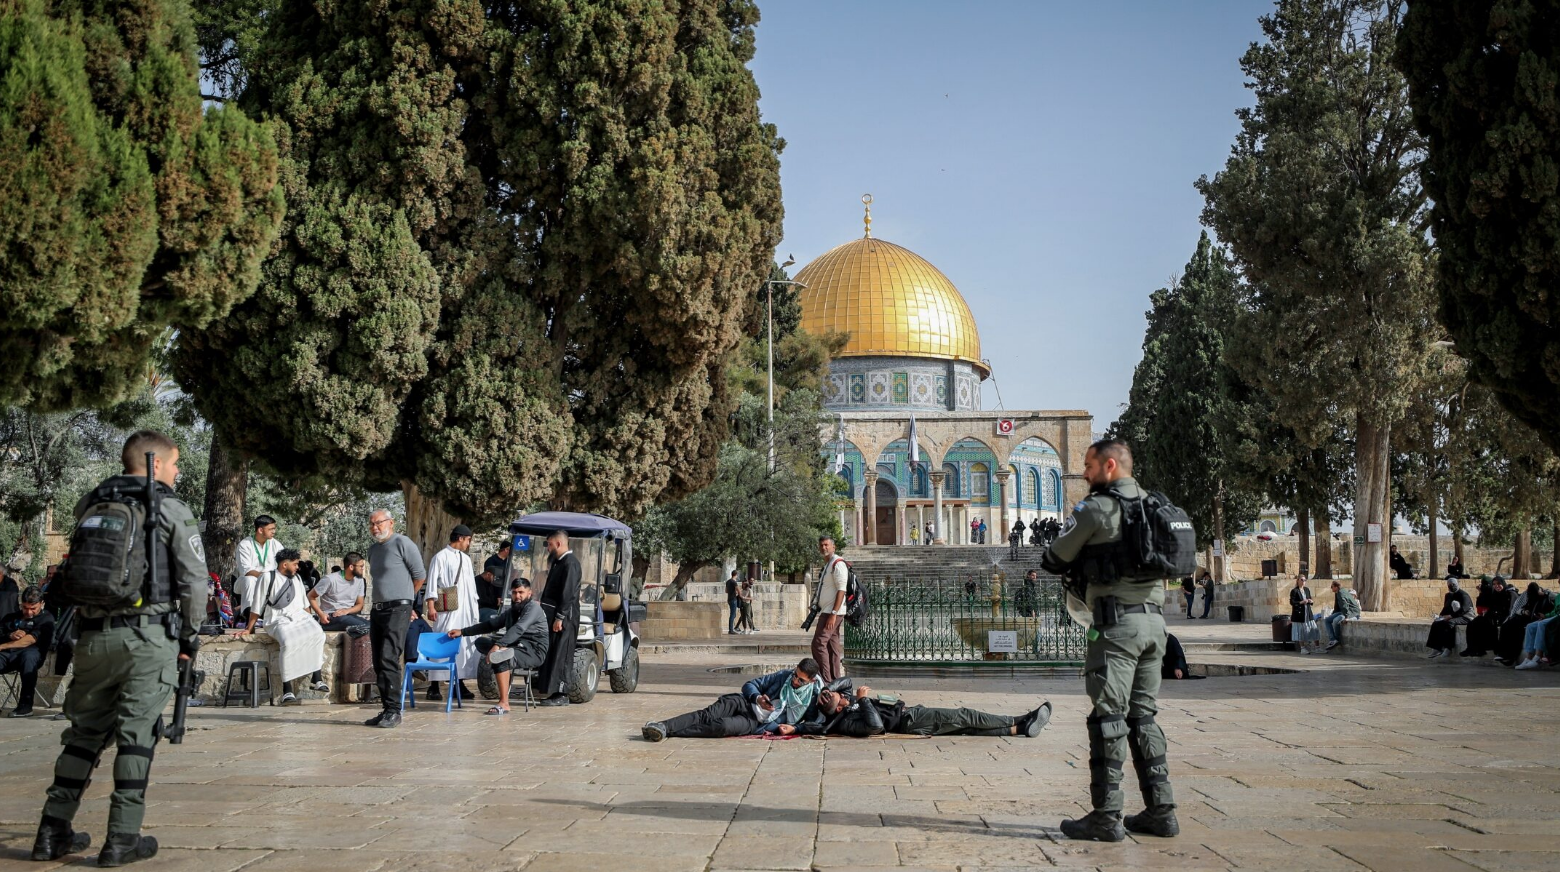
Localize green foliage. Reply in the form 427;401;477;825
176;0;783;528
0;0;283;411
1111;233;1262;547
1399;2;1560;458
1444;381;1560;547
1198;0;1435;435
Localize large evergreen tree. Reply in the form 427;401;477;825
1111;233;1262;571
1199;0;1435;609
0;0;284;410
1399;2;1560;457
175;0;784;543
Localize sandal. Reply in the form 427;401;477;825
485;706;510;716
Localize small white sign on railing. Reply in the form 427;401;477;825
987;630;1018;653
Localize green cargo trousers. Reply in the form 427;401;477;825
1082;610;1174;814
42;625;177;835
899;705;1015;736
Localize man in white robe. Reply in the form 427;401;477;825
233;515;282;621
424;525;480;701
234;549;327;704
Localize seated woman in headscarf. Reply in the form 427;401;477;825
1496;582;1554;665
1462;576;1513;657
1426;578;1474;659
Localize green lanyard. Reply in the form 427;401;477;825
254;539;272;568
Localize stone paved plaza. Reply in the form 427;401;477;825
2;621;1559;872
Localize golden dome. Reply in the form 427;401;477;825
796;235;988;378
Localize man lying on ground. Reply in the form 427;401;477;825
642;658;825;741
783;683;1052;738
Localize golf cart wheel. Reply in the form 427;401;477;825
476;659;500;700
567;648;599;704
608;646;640;693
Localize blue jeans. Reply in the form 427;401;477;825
1182;591;1195;617
728;600;739;633
1523;616;1555;654
320;614;369;632
1199;592;1212;619
1323;612;1348;644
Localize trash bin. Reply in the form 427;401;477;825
1228;605;1245;623
1271;614;1291;642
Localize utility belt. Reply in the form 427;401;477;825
78;612;175;634
1091;596;1162;629
372;599;414;612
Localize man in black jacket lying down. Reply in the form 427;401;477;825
777;682;1052;738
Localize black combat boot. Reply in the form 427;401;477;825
30;815;90;861
1059;810;1125;842
1124;804;1180;837
97;832;157;867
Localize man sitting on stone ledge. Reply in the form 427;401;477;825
233;549;328;703
1322;581;1361;651
309;552;368;633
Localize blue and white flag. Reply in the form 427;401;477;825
833;416;846;474
908;414;920;465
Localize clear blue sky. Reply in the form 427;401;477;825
751;1;1267;426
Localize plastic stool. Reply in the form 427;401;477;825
222;660;274;707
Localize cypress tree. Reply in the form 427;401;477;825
175;0;783;536
0;0;283;410
1399;2;1560;456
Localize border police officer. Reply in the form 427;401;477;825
33;430;205;866
1041;439;1178;842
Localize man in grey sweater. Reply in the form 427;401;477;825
365;510;426;729
449;577;548;715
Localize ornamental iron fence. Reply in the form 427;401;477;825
845;575;1085;665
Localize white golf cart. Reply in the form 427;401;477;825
491;511;644;703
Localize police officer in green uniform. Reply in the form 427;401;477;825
32;430;205;866
1041;439;1178;842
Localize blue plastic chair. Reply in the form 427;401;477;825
402;633;463;713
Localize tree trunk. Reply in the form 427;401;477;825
1296;507;1311;577
402;482;462;566
201;435;248;583
1453;526;1465;564
1353;416;1392;611
1512;527;1532;580
1550;523;1560;579
657;560;708;601
1212;479;1226;583
1313;509;1333;579
1427;492;1439;580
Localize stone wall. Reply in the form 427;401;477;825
1328;617;1462;659
682;581;813;631
1198;577;1452;623
1210;533;1553;581
639;601;724;641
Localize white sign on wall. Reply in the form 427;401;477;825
988;630;1018;653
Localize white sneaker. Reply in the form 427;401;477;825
1325;640;1339;650
1299;647;1311;655
1427;650;1443;659
1516;658;1541;670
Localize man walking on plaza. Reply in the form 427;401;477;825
33;430;206;866
534;531;581;706
1041;438;1178;842
812;537;848;684
365;510;425;728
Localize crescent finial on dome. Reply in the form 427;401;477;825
862;193;873;238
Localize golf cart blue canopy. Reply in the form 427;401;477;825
509;511;631;539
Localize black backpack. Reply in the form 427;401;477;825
60;493;152;609
822;558;871;628
1110;486;1198;580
